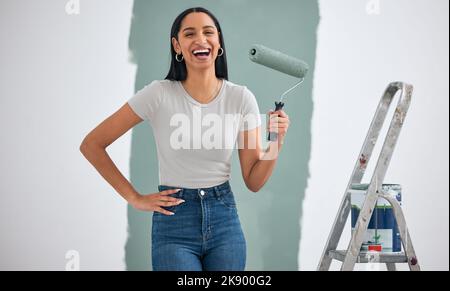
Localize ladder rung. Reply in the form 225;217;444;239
328;250;408;264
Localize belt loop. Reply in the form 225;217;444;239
213;185;221;198
178;188;184;199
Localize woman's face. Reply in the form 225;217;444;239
172;12;221;71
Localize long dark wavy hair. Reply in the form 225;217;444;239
164;7;228;81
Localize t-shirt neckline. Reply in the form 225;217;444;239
177;79;225;108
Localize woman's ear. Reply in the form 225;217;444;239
171;37;180;54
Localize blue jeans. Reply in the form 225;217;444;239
152;181;246;271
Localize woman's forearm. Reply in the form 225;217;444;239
246;141;283;192
80;142;140;204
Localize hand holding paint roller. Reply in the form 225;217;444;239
249;44;309;141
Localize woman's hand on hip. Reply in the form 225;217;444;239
130;189;185;215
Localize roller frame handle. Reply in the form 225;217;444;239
267;101;285;141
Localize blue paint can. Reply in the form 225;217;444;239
350;184;402;252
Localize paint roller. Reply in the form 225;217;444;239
249;44;309;141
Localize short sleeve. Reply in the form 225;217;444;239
239;87;262;132
127;80;163;121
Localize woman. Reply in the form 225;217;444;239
80;7;290;271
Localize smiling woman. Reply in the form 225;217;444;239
80;6;290;272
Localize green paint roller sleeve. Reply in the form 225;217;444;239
249;44;309;79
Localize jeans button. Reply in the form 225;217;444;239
200;190;205;196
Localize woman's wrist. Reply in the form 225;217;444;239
277;138;284;151
127;191;142;207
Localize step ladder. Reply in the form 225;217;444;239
317;82;420;271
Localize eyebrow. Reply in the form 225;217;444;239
182;25;216;32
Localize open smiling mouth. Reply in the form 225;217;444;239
192;49;211;60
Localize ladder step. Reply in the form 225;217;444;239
328;250;408;264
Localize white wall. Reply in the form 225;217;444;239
300;0;449;270
0;0;448;271
0;0;134;270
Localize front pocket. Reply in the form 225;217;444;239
217;190;237;209
160;191;183;213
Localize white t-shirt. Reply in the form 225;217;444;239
127;79;261;189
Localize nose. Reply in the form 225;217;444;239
194;34;207;44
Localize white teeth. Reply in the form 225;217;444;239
193;49;210;54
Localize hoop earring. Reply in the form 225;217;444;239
176;53;184;62
218;47;224;57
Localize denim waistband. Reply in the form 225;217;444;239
158;180;231;199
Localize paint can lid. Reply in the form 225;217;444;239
350;183;401;191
